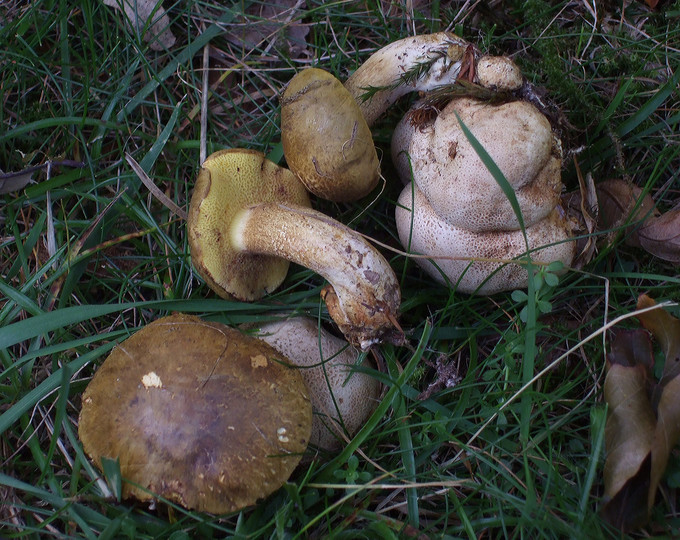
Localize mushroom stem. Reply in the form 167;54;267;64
231;203;403;350
344;32;470;126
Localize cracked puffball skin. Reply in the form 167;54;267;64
393;74;575;294
78;313;312;514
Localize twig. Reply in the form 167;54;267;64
200;43;209;164
125;154;188;220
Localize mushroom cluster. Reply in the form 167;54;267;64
79;313;380;512
392;92;576;294
187;148;402;350
341;32;574;293
79;30;580;517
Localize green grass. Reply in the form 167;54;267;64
1;0;679;537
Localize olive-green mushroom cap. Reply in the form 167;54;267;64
188;149;312;301
78;313;312;514
281;68;380;202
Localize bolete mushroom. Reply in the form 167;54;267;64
78;313;312;514
391;88;575;294
254;317;380;452
187;148;403;350
280;32;523;202
280;67;380;202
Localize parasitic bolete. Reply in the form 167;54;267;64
78;313;312;514
187;148;403;350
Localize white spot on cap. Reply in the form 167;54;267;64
277;427;289;443
141;371;162;388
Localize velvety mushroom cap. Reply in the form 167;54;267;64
254;317;380;451
396;186;575;294
78;313;312;514
393;97;563;232
281;68;380;202
188;149;311;301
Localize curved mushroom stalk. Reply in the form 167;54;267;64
232;203;402;350
188;149;403;350
344;32;523;127
254;317;381;452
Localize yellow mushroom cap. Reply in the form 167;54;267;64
187;149;311;301
281;68;380;202
78;313;312;514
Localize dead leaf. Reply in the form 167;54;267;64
637;294;680;395
102;0;176;51
224;1;309;59
0;168;34;194
637;208;680;264
0;161;85;195
602;296;680;531
596;178;658;247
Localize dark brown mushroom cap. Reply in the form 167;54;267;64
78;313;312;514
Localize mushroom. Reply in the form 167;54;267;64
187;148;403;350
78;313;312;514
392;94;575;294
253;317;380;452
396;187;575;294
343;32;523;126
280;32;524;202
280;67;380;202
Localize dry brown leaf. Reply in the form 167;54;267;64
596;178;658;247
0;168;34;194
224;0;309;59
102;0;176;51
602;295;680;531
637;294;680;389
602;330;655;496
637;208;680;264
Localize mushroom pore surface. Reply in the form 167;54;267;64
188;148;311;301
78;313;312;514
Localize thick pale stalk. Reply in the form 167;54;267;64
344;32;469;126
231;203;403;350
